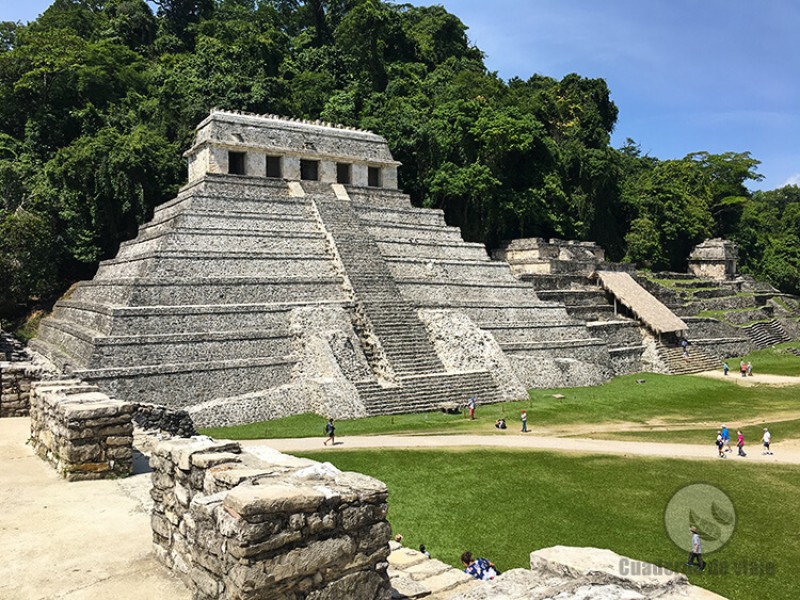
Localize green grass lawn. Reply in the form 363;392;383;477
201;372;800;440
298;448;800;600
737;342;800;376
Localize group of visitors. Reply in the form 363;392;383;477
468;397;530;433
721;359;752;376
715;424;773;457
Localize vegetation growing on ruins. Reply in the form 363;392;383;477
1;0;800;322
301;448;800;600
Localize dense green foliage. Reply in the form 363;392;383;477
303;449;800;600
1;0;798;321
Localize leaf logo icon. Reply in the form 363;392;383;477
711;501;735;526
689;509;721;542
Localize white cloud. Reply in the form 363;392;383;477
783;173;800;187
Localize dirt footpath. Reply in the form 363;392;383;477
0;418;188;600
250;432;800;464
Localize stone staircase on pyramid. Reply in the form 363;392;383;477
740;320;792;349
655;341;721;375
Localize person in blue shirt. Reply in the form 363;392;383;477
721;424;731;453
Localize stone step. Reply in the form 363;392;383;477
95;251;336;280
656;342;720;374
53;299;346;336
74;356;295;407
500;338;607;352
117;229;328;258
137;211;320;238
356;370;502;415
152;193;312;220
376;239;489;262
70;276;349;306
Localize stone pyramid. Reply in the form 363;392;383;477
32;110;612;426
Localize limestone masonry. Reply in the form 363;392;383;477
150;436;393;600
32;109;617;425
29;379;134;480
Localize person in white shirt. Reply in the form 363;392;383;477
762;427;772;455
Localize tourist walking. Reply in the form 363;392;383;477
681;338;689;358
323;418;336;446
461;551;498;581
722;362;729;376
685;526;705;571
721;424;731;453
762;427;772;455
521;410;528;432
737;429;746;457
467;396;476;420
740;360;747;378
716;430;726;458
746;361;753;376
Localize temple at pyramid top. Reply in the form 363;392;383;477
185;109;400;189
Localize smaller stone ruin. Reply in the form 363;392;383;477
29;380;134;480
493;238;613;276
688;238;738;280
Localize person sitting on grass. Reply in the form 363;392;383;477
495;418;507;430
461;551;498;580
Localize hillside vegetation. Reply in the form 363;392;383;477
1;0;799;324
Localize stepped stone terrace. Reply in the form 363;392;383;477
32;110;616;426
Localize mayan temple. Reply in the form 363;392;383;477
31;110;614;426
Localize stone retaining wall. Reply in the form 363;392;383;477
0;362;36;417
150;437;393;600
29;380;134;480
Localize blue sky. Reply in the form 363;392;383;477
4;0;799;191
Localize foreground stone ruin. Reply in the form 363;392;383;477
29;380;134;480
32;110;615;426
150;437;393;600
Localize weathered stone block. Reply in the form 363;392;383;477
224;484;326;518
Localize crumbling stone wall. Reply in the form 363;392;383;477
29;380;134;480
1;330;27;361
150;437;392;600
132;402;197;437
1;362;36;417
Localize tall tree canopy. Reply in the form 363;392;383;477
0;0;794;322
